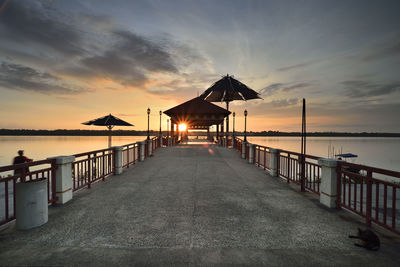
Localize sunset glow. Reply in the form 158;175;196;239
178;123;187;132
0;1;399;132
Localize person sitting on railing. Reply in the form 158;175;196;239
13;150;33;175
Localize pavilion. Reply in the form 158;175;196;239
163;97;231;141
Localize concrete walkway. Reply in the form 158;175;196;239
0;144;399;266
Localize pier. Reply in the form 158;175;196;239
1;143;400;266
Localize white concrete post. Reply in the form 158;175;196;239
248;143;254;164
113;146;123;175
241;141;247;159
16;178;48;229
139;141;146;161
147;139;153;156
269;148;280;177
318;158;339;208
47;156;75;204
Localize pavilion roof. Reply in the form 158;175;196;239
164;97;231;117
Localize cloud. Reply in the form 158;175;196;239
268;98;299;107
259;82;313;96
0;0;209;94
0;1;85;57
342;80;400;98
362;40;400;61
276;60;321;72
0;62;86;94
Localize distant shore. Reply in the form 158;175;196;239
1;129;400;137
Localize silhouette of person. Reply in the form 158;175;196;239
13;150;33;176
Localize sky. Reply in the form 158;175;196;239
0;0;400;132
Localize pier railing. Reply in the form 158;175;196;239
72;148;114;192
0;159;57;226
337;162;400;234
231;137;400;235
278;150;321;195
122;142;139;168
0;137;165;227
233;137;320;195
254;145;271;171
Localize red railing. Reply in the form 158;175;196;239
122;142;139;168
337;162;400;234
72;148;114;192
152;136;160;152
0;159;57;226
254;145;271;171
278;150;321;195
235;137;243;153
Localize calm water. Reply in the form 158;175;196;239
248;136;400;172
0;136;148;167
0;136;399;172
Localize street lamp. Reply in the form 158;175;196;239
147;108;150;140
244;109;248;142
159;110;162;137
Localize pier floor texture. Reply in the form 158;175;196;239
1;144;400;266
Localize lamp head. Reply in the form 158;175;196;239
147;108;150;115
244;110;248;116
159;110;162;115
233;112;235;117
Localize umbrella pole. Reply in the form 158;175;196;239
226;101;229;147
108;126;112;148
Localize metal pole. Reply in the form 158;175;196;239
159;111;162;137
244;110;247;142
301;99;306;192
147;108;150;140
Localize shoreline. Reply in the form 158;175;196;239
1;129;400;138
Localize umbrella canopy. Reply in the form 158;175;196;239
82;114;134;147
200;75;262;142
82;114;133;127
200;74;262;102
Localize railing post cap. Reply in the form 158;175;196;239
47;155;75;164
112;146;123;151
269;148;280;153
318;158;339;167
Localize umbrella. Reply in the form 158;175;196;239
200;74;262;139
82;114;134;147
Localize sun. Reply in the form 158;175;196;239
178;123;187;131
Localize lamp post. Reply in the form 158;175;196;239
147;108;150;140
244;109;248;142
159;110;162;137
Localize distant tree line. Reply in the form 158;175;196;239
1;129;400;137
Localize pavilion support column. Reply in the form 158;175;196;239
171;123;175;145
216;124;219;144
220;122;224;146
226;102;229;147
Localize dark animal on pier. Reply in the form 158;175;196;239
349;228;380;251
